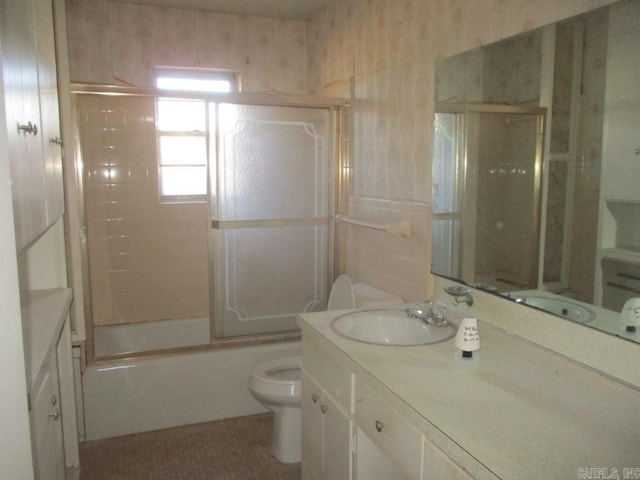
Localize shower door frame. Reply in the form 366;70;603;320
434;102;546;290
208;100;342;338
70;84;346;362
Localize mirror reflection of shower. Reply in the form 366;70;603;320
432;105;545;292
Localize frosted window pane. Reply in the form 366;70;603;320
159;136;206;166
157;99;205;132
157;78;232;93
161;166;206;196
217;104;328;220
220;226;327;330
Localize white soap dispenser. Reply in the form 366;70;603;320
620;298;640;334
455;317;480;359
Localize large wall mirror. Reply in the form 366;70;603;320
432;0;640;343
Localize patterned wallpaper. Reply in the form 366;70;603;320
307;0;617;298
65;0;308;92
64;0;619;302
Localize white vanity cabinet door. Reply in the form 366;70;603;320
322;392;351;480
301;367;353;480
31;354;65;480
422;437;473;480
302;369;324;480
354;377;422;480
355;427;411;480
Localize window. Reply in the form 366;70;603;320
156;98;207;201
154;68;239;201
154;67;238;93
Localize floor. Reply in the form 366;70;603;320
79;413;301;480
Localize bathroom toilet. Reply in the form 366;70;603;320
248;356;302;463
247;275;403;463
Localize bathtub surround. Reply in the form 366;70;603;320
82;341;300;440
78;94;210;328
342;196;431;302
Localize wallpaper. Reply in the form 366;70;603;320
65;0;308;92
307;0;617;299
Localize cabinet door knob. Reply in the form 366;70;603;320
375;420;384;432
311;393;319;404
49;136;63;146
48;409;60;421
17;121;38;136
50;395;57;406
320;404;328;414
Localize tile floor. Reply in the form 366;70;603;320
79;413;301;480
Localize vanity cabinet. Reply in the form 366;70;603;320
354;378;422;479
301;339;353;480
1;0;64;249
301;336;472;480
31;349;65;480
24;289;78;480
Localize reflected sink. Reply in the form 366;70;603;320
330;309;456;346
521;296;595;324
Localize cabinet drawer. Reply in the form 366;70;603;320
354;377;422;480
302;339;352;413
423;437;472;480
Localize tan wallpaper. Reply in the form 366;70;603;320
308;0;618;299
65;0;308;92
65;0;619;305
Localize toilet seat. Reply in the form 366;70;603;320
251;356;301;383
327;274;356;310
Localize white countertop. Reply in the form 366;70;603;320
513;288;640;342
298;305;640;480
22;288;73;389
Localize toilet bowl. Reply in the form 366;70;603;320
248;356;302;463
247;275;403;463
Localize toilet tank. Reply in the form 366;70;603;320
352;282;404;308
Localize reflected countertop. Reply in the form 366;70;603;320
298;305;640;480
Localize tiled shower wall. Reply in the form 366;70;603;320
78;95;209;326
342;197;429;303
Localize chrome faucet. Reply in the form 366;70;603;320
405;303;449;327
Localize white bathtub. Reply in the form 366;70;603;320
93;317;211;357
82;340;301;440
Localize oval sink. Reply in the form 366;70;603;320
330;309;456;346
522;296;595;323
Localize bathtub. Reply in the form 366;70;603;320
82;339;301;440
93;317;211;357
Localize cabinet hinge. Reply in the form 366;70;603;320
350;432;357;454
27;393;32;412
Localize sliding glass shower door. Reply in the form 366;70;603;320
211;103;334;337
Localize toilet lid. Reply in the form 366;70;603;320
328;275;356;310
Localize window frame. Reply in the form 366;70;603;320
153;68;239;203
155;97;209;203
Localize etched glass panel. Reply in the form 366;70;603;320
212;103;332;336
215;104;328;221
